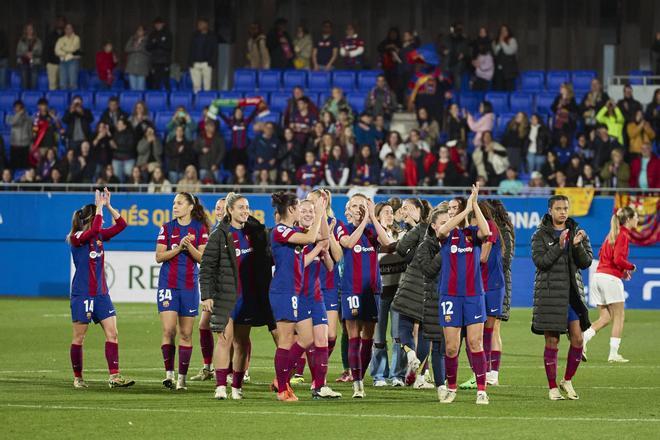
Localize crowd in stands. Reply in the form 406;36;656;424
0;16;658;192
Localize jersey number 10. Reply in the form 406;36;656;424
346;295;360;309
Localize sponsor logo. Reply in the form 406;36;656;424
293;309;298;318
330;303;338;308
109;309;115;314
474;315;483;319
490;308;498;313
294;246;303;254
450;246;473;254
351;309;359;316
159;227;164;234
189;309;197;313
171;235;179;238
235;247;253;257
548;242;554;246
353;245;375;253
162;300;170;308
444;315;452;323
89;250;104;259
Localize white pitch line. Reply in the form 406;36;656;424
3;404;660;424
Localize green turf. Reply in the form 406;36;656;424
1;299;659;439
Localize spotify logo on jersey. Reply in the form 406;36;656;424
353;245;363;253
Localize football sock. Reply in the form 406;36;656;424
431;342;445;386
295;353;307;376
359;338;374;381
583;327;596;344
341;332;350;370
483;327;494;370
199;329;214;367
288;343;306;376
70;344;83;378
564;345;583;381
178;345;192;376
490;350;502;372
609;337;621;357
105;341;119;375
544;346;559;389
328;337;337;359
274;348;290;393
305;346;316;380
231;370;245;389
161;344;175;372
445;354;458;390
215;367;230;387
471;350;487;391
348;337;361;380
313;346;329;387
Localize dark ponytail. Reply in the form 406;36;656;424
272;191;298;219
67;203;96;242
179;192;212;230
404;197;431;223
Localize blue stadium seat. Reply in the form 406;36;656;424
233;69;257;92
144;91;168;112
332;71;356;91
347;93;367;113
318;92;330;107
154;112;172;131
485;92;509;114
257;111;281;124
70;91;94;109
0;91;19;111
45;91;69;112
546;71;571;92
194;91;218;110
169;91;193;110
37;72;49;91
283;70;307;89
520;70;545;92
217;91;244;110
495;112;516;137
0;111;4;129
357;71;382;91
94;91;116;110
188;111;203;124
9;71;21;89
180;72;193;91
269;92;290;112
308;71;332;91
458;92;482;114
119;91;143;112
536;92;556;116
571;70;597;93
21;91;44;109
629;70;653;85
509;92;534;114
78;70;90;89
258;70;282;91
91;111;102;128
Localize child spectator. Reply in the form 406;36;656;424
96;41;118;89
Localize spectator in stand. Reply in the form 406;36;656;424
110;117;136;183
44;16;66;90
377;27;402;93
527;113;551;173
266;18;294;69
293;25;312;69
56;149;75;182
365;75;397;121
249;122;280;182
277;127;304;173
644;88;660;135
434;144;464;187
574;132;594;162
62;95;94;151
147;166;172;193
339;23;365;69
177;164;202;192
577;163;600;188
246;23;270;69
446;22;470;90
551;83;579;141
335;108;353;137
374;114;387;149
9;100;32;170
417;107;440;148
497;167;524;195
0;31;6;90
74;141;97;183
296;150;322;187
405;128;430;156
466;101;495;148
445;103;466;144
476;131;510;186
354;112;379;153
47;168;64;187
471;42;494;91
228;163;251;186
554;169;568;188
306;121;326;155
502;112;529;172
32;99;61;159
471;26;492;57
0;137;5;171
580;78;609;133
403;143;431;186
525;170;551;196
100;97;129;133
125;165;144;191
379;130;406;162
380;152;403;187
216;104;259;168
165;125;195;184
317;132;336;164
411;75;451;124
125;25;150;91
553;133;575;167
255;169;273;187
136;125;163;178
540;150;560;187
325;144;349;187
596;100;625;145
55;23;80;90
352;144;380;185
91;122;115;170
147;17;173;90
189;18;217;93
166;106;195;142
283;87;319;127
617;84;643;124
16;23;42;90
627;109;655;156
290;97;317;145
95;41;118;89
564;155;584;186
38;148;57;181
1;169;13;187
313;20;339;71
322;87;354;122
129;101;153;143
600;148;630;189
19;167;37;183
339;125;356;158
398;30;420;95
630;142;659;189
592;124;622;171
492;24;518;91
193;120;225;182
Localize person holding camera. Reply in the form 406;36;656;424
62;95;94;152
166;107;196;142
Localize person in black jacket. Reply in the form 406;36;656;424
189;18;217;93
266;18;294;69
62;95;94;151
100;96;129;133
147;17;173;90
531;195;592;401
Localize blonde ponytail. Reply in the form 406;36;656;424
224;192;246;223
607;207;636;245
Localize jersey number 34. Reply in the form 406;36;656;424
158;289;173;302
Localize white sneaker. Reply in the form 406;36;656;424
176;375;187;391
391;378;405;387
476;390;489;405
582;341;588;362
352;380;365;398
243;370;251;384
413;375;435;389
405;350;421;385
559;379;579;400
423;369;433;384
230;387;243;400
73;377;88;389
227;373;233;384
548;387;565;401
373;379;388;387
438;386;457;403
608;354;629;363
313;386;342;399
214;385;227;400
486;371;499;386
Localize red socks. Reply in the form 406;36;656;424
483;327;494;369
348;337;361;380
161;344;175;372
70;344;83;378
295;353;307;375
471;350;487;391
359;339;374;381
232;371;245;389
288;343;306;375
445;354;458;390
544;346;559;389
490;350;501;372
199;329;214;366
564;345;583;381
312;346;329;388
274;348;290;393
105;341;119;375
215;368;230;387
178;345;192;375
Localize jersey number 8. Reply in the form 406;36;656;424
158;289;173;302
441;301;454;316
347;295;360;309
291;296;298;310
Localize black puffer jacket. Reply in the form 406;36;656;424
241;216;275;327
499;226;515;321
391;222;428;322
531;215;593;334
200;221;239;333
415;225;444;342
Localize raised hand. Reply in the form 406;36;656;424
103;187;111;206
572;230;586;246
94;190;104;208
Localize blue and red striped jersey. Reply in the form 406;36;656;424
230;226;255;299
301;244;323;301
269;224;304;294
157;219;209;290
70;214;127;297
336;223;381;295
481;220;504;291
439;226;484;297
320;218;343;292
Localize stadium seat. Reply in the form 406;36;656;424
257;111;282;125
332;71;356;91
357;71;382;91
218;91;244;108
21;91;44;109
70;91;94;109
169;91;193;110
9;71;21;89
629;69;653;85
268;92;290;112
571;70;597;93
119;91;143;112
536;92;556;116
458;92;482;114
77;70;90;90
180;72;193;91
318;92;330;107
509;92;534;114
485;92;509;114
520;70;545;92
0;111;4;129
194;91;218;110
496;112;516;137
308;71;332;91
233;69;257;92
144;91;168;112
546;70;571;92
347;93;367;113
154;112;172;131
188;111;203;124
94;90;116;110
37;72;49;91
0;91;19;111
282;70;307;89
45;91;69;112
258;70;282;91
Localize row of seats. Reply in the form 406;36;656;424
518;70;597;93
233;69;382;93
456;90;587;116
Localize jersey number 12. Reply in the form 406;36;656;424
441;301;454;316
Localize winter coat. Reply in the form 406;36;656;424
54;34;80;62
16;37;43;66
9;111;33;146
146;27;173;65
193;134;226;172
415;224;444;342
500;225;515;321
125;35;150;77
391;222;428;322
136;137;163;167
199;221;239;333
247;34;270;69
531;215;593;335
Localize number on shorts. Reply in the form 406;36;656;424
83;299;94;313
291;296;298;310
441;301;454;316
347;295;360;309
158;289;172;302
